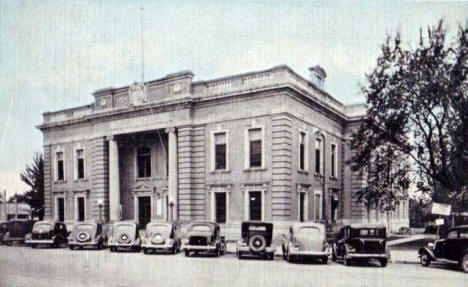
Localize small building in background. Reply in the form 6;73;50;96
0;202;31;221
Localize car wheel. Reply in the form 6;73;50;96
460;254;468;273
135;246;141;253
215;245;221;257
281;245;287;260
31;244;37;249
380;258;388;267
185;250;190;257
5;241;12;246
332;249;337;262
286;250;293;263
237;251;243;260
344;256;352;266
69;245;74;250
420;253;431;267
110;247;116;252
143;248;148;254
321;256;328;264
268;252;275;260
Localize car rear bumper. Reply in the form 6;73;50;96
237;245;275;253
142;243;173;250
26;239;54;245
182;244;217;251
289;250;330;257
346;253;387;259
108;242;140;248
69;241;99;247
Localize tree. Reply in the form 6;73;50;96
19;153;44;219
351;20;468;212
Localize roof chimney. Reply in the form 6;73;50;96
308;65;327;89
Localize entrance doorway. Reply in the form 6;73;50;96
215;192;227;223
77;197;85;221
249;191;262;220
299;193;306;222
57;198;65;222
138;196;151;228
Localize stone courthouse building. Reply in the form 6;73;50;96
37;65;409;235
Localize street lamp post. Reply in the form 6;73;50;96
168;196;174;221
97;199;103;223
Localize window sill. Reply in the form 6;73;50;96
298;170;309;175
329;176;338;181
243;167;267;172
314;173;324;178
210;169;231;174
54;180;67;184
74;179;88;183
136;177;152;181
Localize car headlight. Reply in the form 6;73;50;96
182;239;189;245
346;244;356;253
427;242;434;248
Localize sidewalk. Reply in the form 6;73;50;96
390;249;420;264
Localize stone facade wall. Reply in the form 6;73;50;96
91;137;109;221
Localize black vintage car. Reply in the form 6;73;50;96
332;224;389;267
418;225;468;273
68;221;106;250
236;221;275;260
25;221;69;248
181;221;225;257
0;220;35;245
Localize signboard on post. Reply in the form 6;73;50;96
431;202;451;216
435;218;444;226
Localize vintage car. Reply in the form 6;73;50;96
25;220;69;248
418;225;468;273
108;220;141;252
181;221;225;257
68;221;106;250
332;224;389;267
236;221;275;260
142;221;181;254
281;222;330;263
0;220;35;245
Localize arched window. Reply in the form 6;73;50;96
137;147;151;178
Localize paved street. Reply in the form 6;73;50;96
0;246;466;287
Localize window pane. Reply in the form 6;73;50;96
76;149;84;158
315;194;321;220
215;144;226;170
57;152;63;160
137;147;151;178
77;158;85;179
299;144;305;170
57;160;64;181
249;191;262;220
331;144;336;177
250;140;262;167
315;149;321;173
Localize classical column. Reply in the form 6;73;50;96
166;127;178;221
108;136;121;221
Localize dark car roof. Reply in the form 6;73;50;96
189;221;219;227
242;221;273;227
345;223;386;229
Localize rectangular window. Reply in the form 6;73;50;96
76;149;85;179
331;144;337;177
249;128;262;168
57;197;65;222
214;132;227;170
137;147;152;178
299;132;306;171
215;192;227;223
77;197;85;221
56;152;64;181
249;191;262;220
315;139;321;174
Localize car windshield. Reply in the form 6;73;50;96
460;229;468;239
249;225;267;231
34;223;53;231
298;227;321;237
191;224;211;232
114;224;135;235
147;224;170;233
76;224;95;230
355;228;384;237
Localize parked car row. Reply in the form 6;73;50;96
4;218;468;272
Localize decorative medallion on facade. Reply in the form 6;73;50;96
129;82;148;106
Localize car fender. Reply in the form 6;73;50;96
419;246;436;260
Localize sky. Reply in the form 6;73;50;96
0;0;467;199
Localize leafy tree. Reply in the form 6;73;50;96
351;20;468;212
19;153;44;219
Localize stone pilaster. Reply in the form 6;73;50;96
271;115;293;220
43;145;52;219
91;136;109;221
177;125;206;221
108;136;120;221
